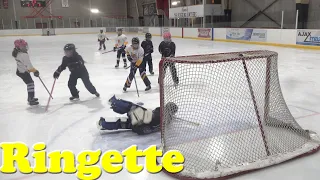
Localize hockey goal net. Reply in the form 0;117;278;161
42;28;56;36
159;50;320;179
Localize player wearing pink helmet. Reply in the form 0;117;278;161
12;39;40;105
158;32;179;85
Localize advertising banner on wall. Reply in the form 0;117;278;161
169;5;203;18
198;28;212;38
226;28;267;42
296;30;320;46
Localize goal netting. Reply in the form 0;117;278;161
159;50;320;179
42;28;56;36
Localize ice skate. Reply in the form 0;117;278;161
115;63;119;68
145;85;151;91
28;98;39;106
150;71;154;75
123;86;127;92
30;98;38;102
69;95;80;101
124;62;127;68
95;92;100;98
28;100;39;106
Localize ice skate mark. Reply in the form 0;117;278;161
46;97;97;115
26;105;48;114
7;174;39;180
288;105;320;114
296;112;320;120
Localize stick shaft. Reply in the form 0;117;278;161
45;79;56;112
133;75;139;97
38;77;53;99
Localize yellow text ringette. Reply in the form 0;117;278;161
0;142;184;180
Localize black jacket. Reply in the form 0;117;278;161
56;52;85;73
158;41;176;58
141;39;154;57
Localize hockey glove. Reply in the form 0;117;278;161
98;39;100;42
113;47;117;52
127;55;133;62
53;71;60;79
106;38;109;40
34;70;40;77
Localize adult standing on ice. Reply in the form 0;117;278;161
12;39;40;106
53;43;100;101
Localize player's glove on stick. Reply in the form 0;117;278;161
53;71;60;79
127;55;133;62
34;70;40;77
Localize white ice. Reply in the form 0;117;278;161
0;34;320;180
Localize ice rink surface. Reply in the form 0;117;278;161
0;34;320;180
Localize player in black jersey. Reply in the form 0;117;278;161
53;44;100;100
141;33;154;75
158;32;179;84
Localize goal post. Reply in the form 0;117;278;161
159;50;320;179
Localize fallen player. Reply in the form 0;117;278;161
97;95;178;135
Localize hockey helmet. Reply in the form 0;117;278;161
145;33;152;40
165;102;178;115
117;28;123;35
132;37;140;49
64;43;76;57
100;28;104;33
14;39;29;51
163;32;172;42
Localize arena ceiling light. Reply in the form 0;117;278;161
172;1;180;6
90;9;99;13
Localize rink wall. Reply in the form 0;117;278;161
1;27;319;50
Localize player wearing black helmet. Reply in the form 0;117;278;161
53;43;100;100
123;37;151;92
141;33;154;75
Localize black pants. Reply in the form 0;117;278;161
116;48;127;63
68;67;97;97
158;62;179;84
143;55;153;73
124;63;151;88
16;70;35;101
99;40;106;50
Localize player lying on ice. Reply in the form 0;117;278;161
97;95;178;135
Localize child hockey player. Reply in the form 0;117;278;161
141;33;154;75
12;39;40;105
114;28;128;68
158;32;179;85
97;95;178;135
53;43;100;100
123;37;151;92
98;29;108;50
